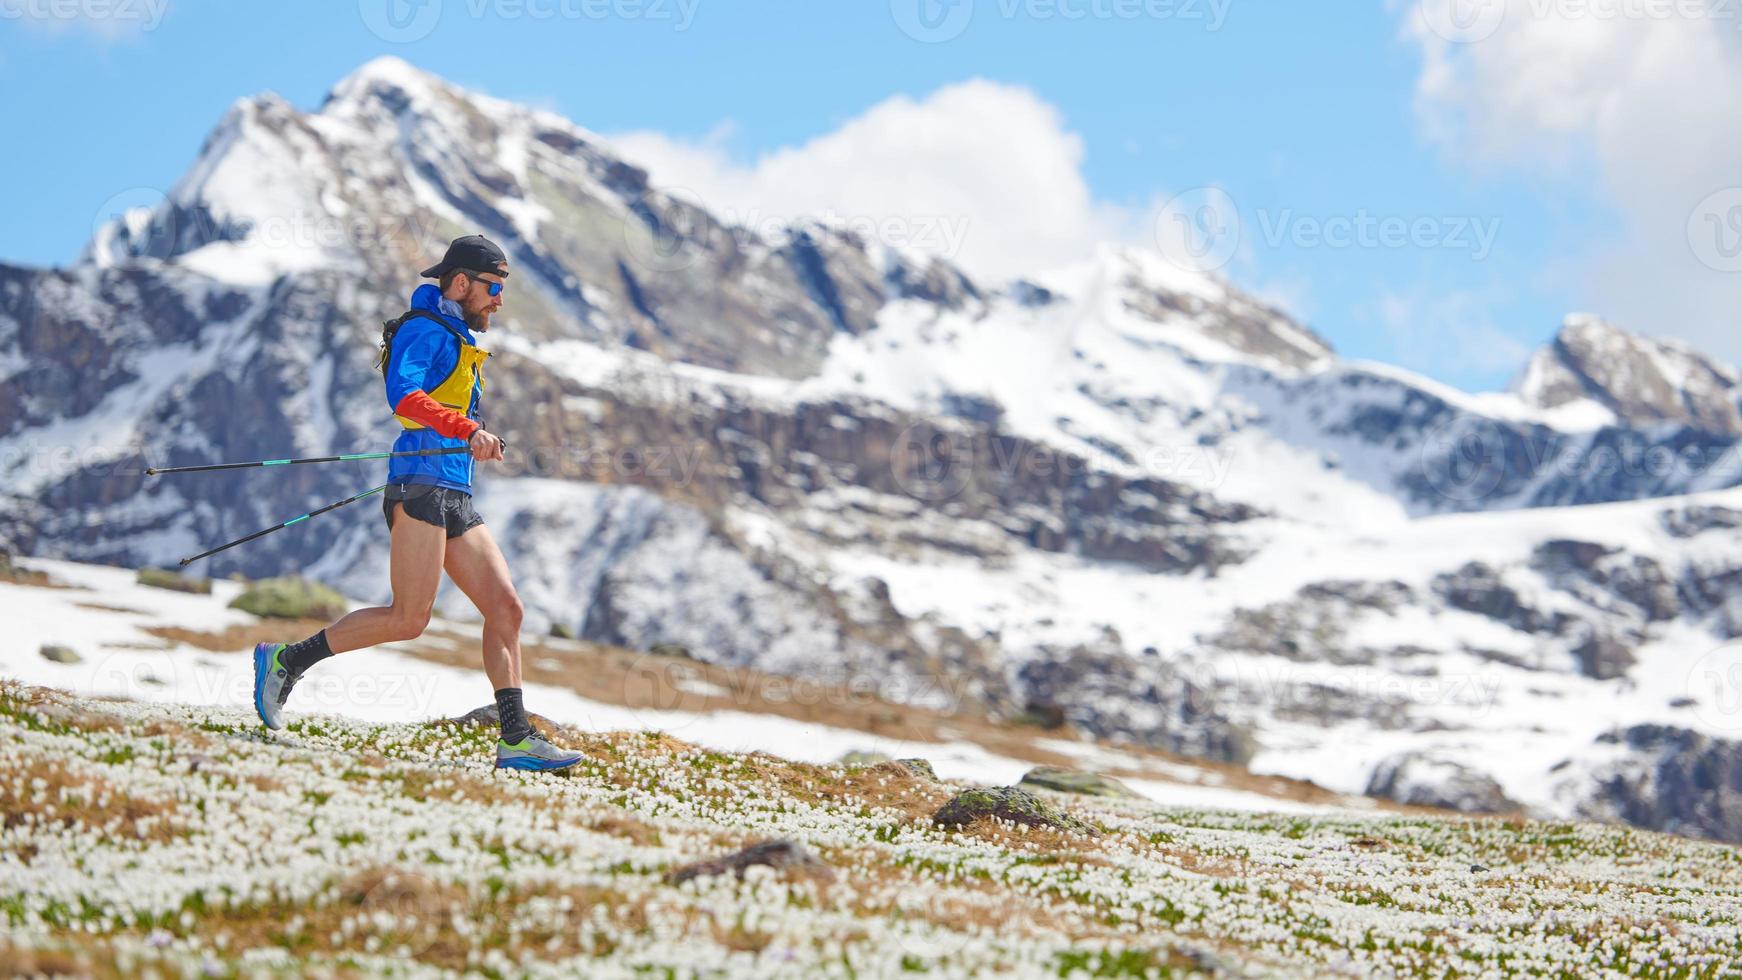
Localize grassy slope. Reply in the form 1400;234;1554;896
3;683;1741;979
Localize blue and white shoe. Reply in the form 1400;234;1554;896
495;733;584;773
251;643;298;730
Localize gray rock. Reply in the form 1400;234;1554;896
1660;504;1742;539
443;705;561;738
1512;315;1742;435
1018;765;1142;799
39;644;80;664
1432;562;1561;635
1571;630;1636;681
1366;753;1519;814
893;758;938;781
136;567;212;595
931;786;1101;836
1574;725;1742;843
665;838;834;885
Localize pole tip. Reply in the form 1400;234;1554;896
144;468;157;476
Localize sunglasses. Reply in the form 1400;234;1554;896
466;271;505;297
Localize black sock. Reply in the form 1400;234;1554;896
279;630;334;676
496;688;532;744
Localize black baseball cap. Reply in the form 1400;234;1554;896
420;235;510;279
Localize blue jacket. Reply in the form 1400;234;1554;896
384;284;481;492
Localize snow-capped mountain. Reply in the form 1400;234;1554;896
6;57;1742;842
1511;313;1742;435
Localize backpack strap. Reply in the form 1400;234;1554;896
375;309;469;373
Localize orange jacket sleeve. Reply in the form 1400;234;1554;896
393;391;482;441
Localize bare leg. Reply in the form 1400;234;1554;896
323;504;446;654
441;523;524;691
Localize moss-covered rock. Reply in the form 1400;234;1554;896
137;567;213;595
838;749;892;767
931;786;1100;836
39;645;81;664
548;621;576;640
227;577;347;621
894;758;938;781
1018;765;1142;799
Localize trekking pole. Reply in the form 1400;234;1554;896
178;484;389;567
144;446;470;476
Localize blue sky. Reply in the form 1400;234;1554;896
0;1;1660;391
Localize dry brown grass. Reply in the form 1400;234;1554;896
144;619;333;653
0;566;74;589
1;685;125;734
0;756;182;846
0;942;102;979
74;602;151;616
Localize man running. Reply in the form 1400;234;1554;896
250;235;583;773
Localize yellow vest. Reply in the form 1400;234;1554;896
389;315;490;430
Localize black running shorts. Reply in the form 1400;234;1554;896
382;483;485;539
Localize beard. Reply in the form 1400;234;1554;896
463;309;492;332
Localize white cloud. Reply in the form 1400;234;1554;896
1403;0;1742;363
2;0;170;37
603;79;1148;285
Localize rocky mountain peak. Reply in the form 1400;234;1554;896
1090;244;1334;373
1510;313;1742;434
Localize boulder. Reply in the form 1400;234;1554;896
442;705;562;739
136;568;213;595
1576;725;1742;843
931;786;1101;836
1366;753;1518;814
1018;765;1142;799
39;645;81;664
227;577;346;621
893;758;938;781
665;838;834;885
